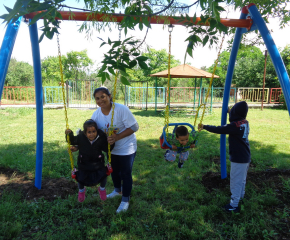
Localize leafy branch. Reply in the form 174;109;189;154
97;37;149;85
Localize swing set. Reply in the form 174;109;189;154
159;24;225;153
1;4;290;189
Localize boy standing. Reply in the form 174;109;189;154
164;126;196;168
198;101;250;213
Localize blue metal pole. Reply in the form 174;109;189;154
220;7;248;179
248;3;290;115
0;17;22;99
29;21;44;190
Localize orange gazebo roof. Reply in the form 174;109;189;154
150;64;219;78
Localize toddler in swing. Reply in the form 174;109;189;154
65;119;114;203
164;126;196;168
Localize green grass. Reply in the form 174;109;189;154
0;107;290;239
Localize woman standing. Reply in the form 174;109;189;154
91;87;138;213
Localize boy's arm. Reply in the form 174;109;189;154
171;144;177;150
203;123;240;135
166;134;178;150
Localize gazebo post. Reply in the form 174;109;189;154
155;77;157;113
198;77;202;117
194;77;197;112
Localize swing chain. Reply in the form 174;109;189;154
57;33;74;170
108;25;121;165
118;24;122;41
194;34;225;128
164;24;173;136
107;75;118;165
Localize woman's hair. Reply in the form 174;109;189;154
93;87;112;102
175;126;189;137
83;119;98;133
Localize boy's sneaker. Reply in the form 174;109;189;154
178;159;184;168
78;188;86;203
107;190;122;199
116;201;129;213
98;187;107;201
223;204;240;213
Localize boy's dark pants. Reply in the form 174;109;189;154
111;152;136;202
230;162;250;207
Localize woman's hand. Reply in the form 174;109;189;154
108;133;118;145
190;144;195;148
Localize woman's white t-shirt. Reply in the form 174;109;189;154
91;103;137;155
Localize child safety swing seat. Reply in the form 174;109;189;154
159;123;198;153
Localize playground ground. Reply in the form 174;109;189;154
0;107;289;239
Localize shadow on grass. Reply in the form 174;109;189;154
130;109;161;118
0;132;289;196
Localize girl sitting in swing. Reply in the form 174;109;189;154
65;119;114;202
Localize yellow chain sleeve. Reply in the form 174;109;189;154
57;34;74;170
194;34;225;128
107;74;118;165
164;29;172;136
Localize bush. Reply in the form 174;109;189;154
279;94;287;110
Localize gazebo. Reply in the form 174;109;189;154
150;64;219;113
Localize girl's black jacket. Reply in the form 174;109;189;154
66;129;114;171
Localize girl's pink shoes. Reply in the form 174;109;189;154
78;188;86;202
98;187;107;201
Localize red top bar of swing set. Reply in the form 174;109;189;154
24;11;252;29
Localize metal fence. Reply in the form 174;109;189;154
202;87;236;104
67;80;98;108
43;86;64;104
43;80;99;108
269;88;283;103
0;86;35;105
170;87;200;103
125;86;166;109
1;85;284;107
126;86;237;108
237;88;269;103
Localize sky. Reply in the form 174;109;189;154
0;0;290;71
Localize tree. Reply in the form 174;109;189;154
41;50;94;86
207;50;231;87
280;44;290;74
233;45;265;87
1;0;289;85
127;48;181;86
41;55;62;86
207;45;284;88
62;50;93;80
5;58;34;86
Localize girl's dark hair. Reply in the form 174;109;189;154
175;126;189;137
93;87;112;102
83;119;98;133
